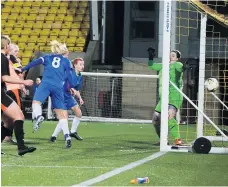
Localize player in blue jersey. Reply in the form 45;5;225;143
50;58;84;142
22;40;77;148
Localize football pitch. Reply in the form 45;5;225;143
1;121;228;186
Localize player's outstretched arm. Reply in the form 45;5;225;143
22;57;44;72
147;47;162;71
2;75;33;86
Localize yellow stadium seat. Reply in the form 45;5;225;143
39;8;48;15
68;8;76;15
8;14;17;20
60;1;69;7
2;28;13;36
13;1;24;7
30;29;41;36
76;8;86;15
31;1;41;7
29;8;39;15
27;36;38;43
17;43;25;50
58;36;67;42
41;1;51;7
27;15;36;21
79;29;89;37
64;16;74;22
74;15;83;22
24;21;34;28
55;15;65;22
51;1;60;7
5;21;15;28
84;15;90;21
68;29;79;37
81;22;90;29
68;47;74;51
57;9;67;14
33;22;43;29
1;14;8;20
49;35;58;41
52;23;62;29
17;14;27;21
36;15;45;21
59;29;69;36
45;15;55;21
19;7;30;14
10;7;20;14
2;7;11;13
22;58;31;66
23;1;32;7
11;29;21;35
50;29;59;36
23;51;33;58
76;43;85;47
40;29;50;36
37;36;48;44
86;9;89;15
74;47;83;52
48;9;57;14
69;1;78;8
66;37;76;44
62;22;71;29
43;23;52;29
1;20;6;26
18;37;28;44
22;28;32;35
76;37;86;44
4;1;15;7
71;22;81;29
14;22;24;28
27;43;36;47
79;1;88;8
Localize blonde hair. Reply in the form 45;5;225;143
50;40;68;55
9;43;19;54
1;35;11;49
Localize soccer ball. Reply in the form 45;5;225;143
204;78;219;92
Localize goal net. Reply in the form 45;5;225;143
172;0;228;153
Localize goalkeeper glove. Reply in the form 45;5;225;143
147;47;156;60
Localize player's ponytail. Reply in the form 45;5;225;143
50;40;68;55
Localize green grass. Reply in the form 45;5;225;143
1;121;228;186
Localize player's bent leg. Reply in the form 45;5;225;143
70;105;83;141
168;105;183;145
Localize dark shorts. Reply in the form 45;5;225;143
1;89;14;113
7;89;22;109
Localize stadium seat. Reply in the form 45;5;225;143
22;28;32;35
27;15;36;21
48;9;57;14
24;21;34;28
31;1;41;7
49;29;59;36
19;7;30;14
40;1;51;7
10;7;20;14
39;8;48;15
55;15;65;22
45;15;55;21
2;28;13;36
17;14;27;21
57;9;67;14
30;29;41;36
21;58;31;66
4;1;15;7
17;43;25;50
2;6;11;13
23;1;32;8
52;23;62;29
1;14;8;20
71;22;81;29
74;47;83;52
51;1;60;7
14;22;24;28
37;36;48;44
61;22;71;29
76;37;86;44
81;22;90;29
76;43;85;47
5;21;15;28
42;23;52;29
36;15;45;21
64;16;74;22
11;29;21;35
40;29;50;36
60;1;69;7
69;1;78;8
18;36;28;44
84;15;90;21
23;51;33;58
68;8;76;15
8;14;17;20
77;8;86;15
33;22;43;29
74;15;83;22
79;1;88;8
68;47;74;52
66;37;77;44
27;36;38;43
13;1;24;7
68;29;79;37
59;29;69;36
29;8;39;15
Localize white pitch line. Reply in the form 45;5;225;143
73;151;166;186
2;164;113;169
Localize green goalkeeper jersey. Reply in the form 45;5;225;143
148;60;183;109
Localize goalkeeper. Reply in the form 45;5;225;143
147;47;183;145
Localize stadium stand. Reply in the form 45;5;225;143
1;0;90;65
